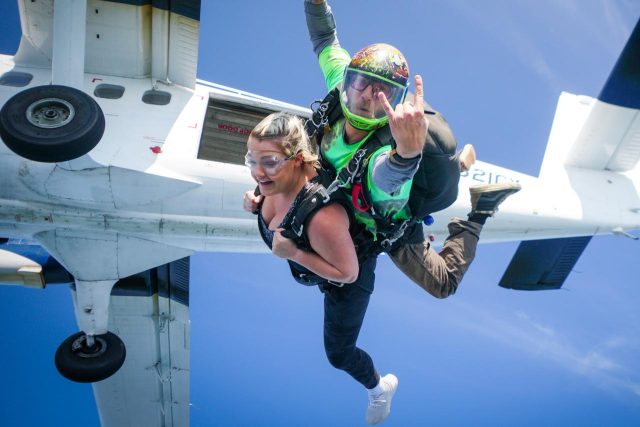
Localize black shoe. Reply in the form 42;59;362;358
469;182;521;216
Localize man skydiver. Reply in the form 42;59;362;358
301;0;521;298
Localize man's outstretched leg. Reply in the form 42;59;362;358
389;182;522;298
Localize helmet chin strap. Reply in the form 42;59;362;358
347;116;383;131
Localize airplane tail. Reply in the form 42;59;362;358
539;18;640;179
500;18;640;291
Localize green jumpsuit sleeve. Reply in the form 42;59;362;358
318;45;351;91
366;146;413;221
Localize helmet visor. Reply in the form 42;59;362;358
342;69;407;120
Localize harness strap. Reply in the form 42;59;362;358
378;219;413;250
280;181;332;242
305;87;342;155
304;90;426;252
251;185;264;215
351;183;370;212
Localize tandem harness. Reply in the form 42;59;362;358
276;172;363;288
304;88;419;252
254;174;347;288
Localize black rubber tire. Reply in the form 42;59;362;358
55;331;126;383
0;85;105;163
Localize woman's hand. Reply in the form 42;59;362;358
243;190;263;213
272;229;299;259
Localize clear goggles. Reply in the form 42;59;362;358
342;69;407;119
244;152;294;175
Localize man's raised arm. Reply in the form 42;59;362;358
305;0;340;57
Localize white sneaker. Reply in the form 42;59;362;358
366;374;398;425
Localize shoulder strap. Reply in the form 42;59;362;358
305;87;342;170
280;182;331;243
334;126;389;191
336;125;390;209
348;126;418;250
278;171;336;250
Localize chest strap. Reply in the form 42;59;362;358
304;90;417;251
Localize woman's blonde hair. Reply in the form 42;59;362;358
249;112;320;168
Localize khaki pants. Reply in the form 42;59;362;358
388;218;482;299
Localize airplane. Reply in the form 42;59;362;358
0;1;638;426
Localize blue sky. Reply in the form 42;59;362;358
1;1;640;426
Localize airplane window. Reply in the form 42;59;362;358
142;89;171;106
197;100;272;164
94;84;125;99
0;71;33;87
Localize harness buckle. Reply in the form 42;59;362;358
291;222;304;237
325;179;341;196
316;184;331;204
307;100;330;132
346;149;367;176
329;147;368;192
379;220;410;251
299;273;344;288
325;149;367;197
396;220;409;236
326;280;345;288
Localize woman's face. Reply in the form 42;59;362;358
246;136;299;196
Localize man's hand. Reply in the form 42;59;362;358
243;190;263;213
272;229;299;259
378;74;428;159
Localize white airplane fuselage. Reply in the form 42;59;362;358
1;58;639;259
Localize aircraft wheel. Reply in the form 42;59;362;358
55;331;126;383
0;85;105;162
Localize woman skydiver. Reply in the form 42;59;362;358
243;111;398;425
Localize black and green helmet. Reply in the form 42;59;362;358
340;43;410;131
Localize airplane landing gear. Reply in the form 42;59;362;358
0;85;104;162
55;331;126;383
53;279;126;382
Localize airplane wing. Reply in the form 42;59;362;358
0;241;191;426
13;0;200;89
3;1;201;424
498;236;592;290
91;257;191;427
